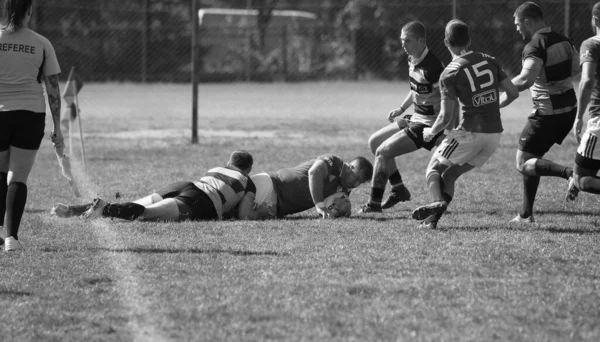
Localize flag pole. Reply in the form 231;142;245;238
68;104;73;156
73;92;86;168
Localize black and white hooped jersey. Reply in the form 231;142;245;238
194;166;256;219
407;47;444;126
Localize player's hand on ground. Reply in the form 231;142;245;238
51;131;65;149
387;108;404;123
423;127;435;142
574;118;583;143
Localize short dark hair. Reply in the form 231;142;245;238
402;21;426;39
445;19;470;48
514;2;544;21
593;2;600;20
2;0;32;31
350;156;373;183
229;150;253;170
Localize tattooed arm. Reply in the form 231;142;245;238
44;73;64;148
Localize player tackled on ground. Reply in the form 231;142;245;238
251;154;373;219
509;2;581;225
570;2;600;198
51;150;270;221
411;19;519;229
359;21;446;214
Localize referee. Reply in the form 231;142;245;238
0;0;63;251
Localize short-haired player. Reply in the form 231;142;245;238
359;21;447;214
411;19;519;229
509;2;581;225
51;150;270;221
251;154;373;219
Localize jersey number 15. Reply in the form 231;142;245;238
464;61;494;92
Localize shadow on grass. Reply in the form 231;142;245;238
537;209;600;216
543;226;600;234
0;289;32;297
92;247;290;256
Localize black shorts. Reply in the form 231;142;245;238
518;109;576;156
156;181;218;221
575;153;600;170
403;121;443;151
0;110;45;151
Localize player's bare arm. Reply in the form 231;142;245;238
498;77;519;108
388;93;414;122
511;57;542;92
575;61;596;142
423;98;457;141
308;160;334;218
44;73;62;127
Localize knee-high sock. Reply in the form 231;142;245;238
0;172;7;226
521;175;540;218
534;159;572;179
388;170;404;191
426;170;444;203
103;202;145;221
368;187;384;208
6;182;27;240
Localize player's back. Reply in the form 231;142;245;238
441;51;507;133
194;166;255;218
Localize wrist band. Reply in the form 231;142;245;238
399;107;406;112
315;202;324;209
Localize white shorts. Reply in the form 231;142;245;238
434;130;502;167
251;173;278;217
577;131;600;160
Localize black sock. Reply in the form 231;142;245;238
368;188;384;208
388;171;403;189
103;202;145;220
442;192;453;205
521;175;540;218
6;182;27;240
0;172;6;226
534;159;572;179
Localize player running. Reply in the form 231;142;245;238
569;2;600;197
251;154;373;219
411;19;519;229
51;150;270;221
509;2;581;225
359;21;446;213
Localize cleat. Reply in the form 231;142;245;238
411;201;447;221
419;214;440;229
381;186;411;209
356;203;383;214
565;177;579;202
509;214;539;228
5;237;23;252
51;203;93;218
81;198;108;221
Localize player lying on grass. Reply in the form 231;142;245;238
570;2;600;197
359;21;447;214
249;154;373;219
411;19;519;229
50;150;271;221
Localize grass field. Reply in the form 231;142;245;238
1;81;600;341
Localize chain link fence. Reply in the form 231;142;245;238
25;0;598;83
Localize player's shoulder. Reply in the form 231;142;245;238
421;50;445;71
581;36;600;51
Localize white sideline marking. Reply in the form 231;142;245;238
61;162;170;342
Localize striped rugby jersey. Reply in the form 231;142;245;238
523;27;579;116
193;166;256;219
440;51;508;133
408;47;445;126
580;36;600;119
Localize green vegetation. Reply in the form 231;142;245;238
1;82;599;341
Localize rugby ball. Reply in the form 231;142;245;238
324;192;352;218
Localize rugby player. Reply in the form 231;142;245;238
570;2;600;197
251;154;373;219
51;150;270;221
509;2;581;225
411;19;519;229
359;21;446;213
